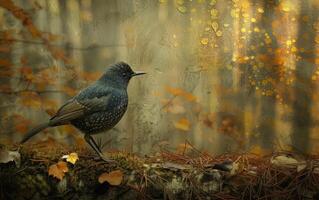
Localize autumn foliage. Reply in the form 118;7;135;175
0;0;105;144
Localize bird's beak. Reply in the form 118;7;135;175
132;71;146;77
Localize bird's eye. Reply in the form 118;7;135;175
122;73;127;77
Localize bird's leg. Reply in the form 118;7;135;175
84;134;113;162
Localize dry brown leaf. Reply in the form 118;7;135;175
0;84;11;92
165;103;186;114
48;161;69;181
57;161;68;172
0;0;42;38
13;114;32;134
62;86;77;96
98;170;123;186
201;113;215;128
81;71;101;81
176;143;193;154
165;86;184;96
0;58;12;67
165;86;197;102
20;92;42;109
174;118;190;131
48;164;64;180
15;123;29;133
0;45;11;53
182;92;197;102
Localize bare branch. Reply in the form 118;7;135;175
0;89;63;95
0;38;127;51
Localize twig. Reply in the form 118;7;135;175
0;38;127;51
0;89;63;95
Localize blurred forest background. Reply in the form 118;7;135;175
0;0;319;156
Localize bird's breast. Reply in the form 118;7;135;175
71;96;128;134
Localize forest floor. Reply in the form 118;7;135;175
1;140;319;200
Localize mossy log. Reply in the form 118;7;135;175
1;142;319;199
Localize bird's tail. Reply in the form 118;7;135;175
20;122;50;144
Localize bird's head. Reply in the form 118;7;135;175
99;62;146;88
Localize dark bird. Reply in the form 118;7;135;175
20;62;145;161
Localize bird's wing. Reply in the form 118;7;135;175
50;94;111;125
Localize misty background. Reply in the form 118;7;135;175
1;0;319;156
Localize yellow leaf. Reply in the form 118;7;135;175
177;6;187;13
20;92;42;109
257;8;264;13
211;21;219;32
183;93;196;102
165;86;184;96
201;38;209;45
210;9;218;19
174;118;190;131
98;170;123;186
48;161;69;181
176;143;192;154
216;30;223;37
249;145;270;156
209;0;216;6
62;152;79;165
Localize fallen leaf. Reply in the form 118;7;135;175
201;113;215;128
62;152;79;164
48;161;69;181
271;155;298;166
13;114;32;134
15;123;29;133
98;170;123;186
0;45;11;53
297;164;307;172
0;147;21;167
57;161;68;172
20;92;42;109
62;86;77;96
48;165;64;180
249;145;271;156
165;86;185;96
0;59;12;67
176;143;193;154
174;118;190;131
165;86;197;102
166;103;186;114
162;162;191;170
271;155;306;171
